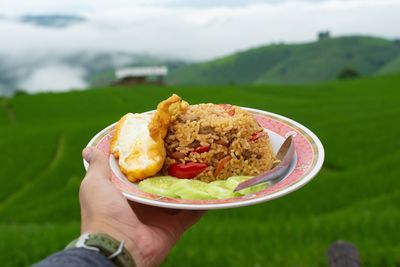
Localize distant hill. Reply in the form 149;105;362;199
378;55;400;75
168;36;400;85
19;14;86;28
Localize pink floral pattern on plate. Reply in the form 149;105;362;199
88;108;323;209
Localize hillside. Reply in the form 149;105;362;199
19;14;86;28
378;55;400;75
1;75;400;266
168;36;400;85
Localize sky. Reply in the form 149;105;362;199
0;0;400;94
1;0;400;60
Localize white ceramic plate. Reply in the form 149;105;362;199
84;107;324;210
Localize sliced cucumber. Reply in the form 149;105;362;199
225;176;253;191
225;176;269;196
138;175;269;200
237;183;268;195
206;181;235;199
170;180;213;200
138;176;178;198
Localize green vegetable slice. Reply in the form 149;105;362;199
138;176;179;198
225;176;269;196
206;181;235;199
225;176;254;191
137;175;269;200
170;180;213;200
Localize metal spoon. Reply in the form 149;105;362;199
234;135;295;192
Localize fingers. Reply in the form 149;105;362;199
163;208;181;215
83;147;111;181
129;201;206;229
177;210;207;229
129;201;170;222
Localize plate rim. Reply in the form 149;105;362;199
84;107;324;210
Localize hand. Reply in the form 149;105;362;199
79;147;205;267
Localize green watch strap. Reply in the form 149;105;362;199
66;233;136;267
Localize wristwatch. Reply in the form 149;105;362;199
66;233;136;267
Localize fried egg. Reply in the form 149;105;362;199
110;113;165;182
110;94;188;182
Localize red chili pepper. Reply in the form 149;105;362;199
250;131;266;141
168;162;208;179
218;104;235;116
193;146;210;153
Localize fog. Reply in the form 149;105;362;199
18;65;87;93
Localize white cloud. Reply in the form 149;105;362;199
0;0;399;60
18;65;87;93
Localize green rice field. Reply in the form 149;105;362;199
0;75;400;266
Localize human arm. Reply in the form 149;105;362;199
34;147;205;267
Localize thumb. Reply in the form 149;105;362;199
83;147;111;181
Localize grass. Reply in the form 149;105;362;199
0;74;400;266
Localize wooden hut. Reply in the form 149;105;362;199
113;66;168;86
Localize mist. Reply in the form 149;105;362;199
18;65;87;93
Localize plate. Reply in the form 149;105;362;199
84;107;324;210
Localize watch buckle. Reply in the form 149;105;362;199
108;240;125;259
76;233;100;252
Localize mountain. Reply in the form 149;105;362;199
168;36;400;85
19;14;86;28
378;55;400;75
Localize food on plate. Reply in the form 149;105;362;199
148;94;189;143
164;103;276;182
138;175;269;200
136;176;179;198
110;94;188;182
110;94;276;199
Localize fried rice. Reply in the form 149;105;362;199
163;104;276;182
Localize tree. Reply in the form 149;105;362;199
337;67;360;80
